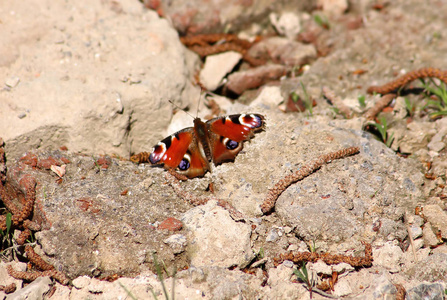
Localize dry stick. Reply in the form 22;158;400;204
130;152;151;164
404;211;417;262
363;93;396;120
261;147;360;214
25;245;54;271
322;86;352;119
395;283;406;300
367;67;447;95
6;265;69;285
275;242;373;267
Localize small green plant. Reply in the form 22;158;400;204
0;213;13;246
313;14;330;29
358;95;367;109
293;262;315;299
421;79;447;119
309;240;316;253
92;156;101;170
119;281;138;300
148;253;175;300
368;116;394;147
404;97;415;117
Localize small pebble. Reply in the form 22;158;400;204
5;76;20;88
18;112;27;119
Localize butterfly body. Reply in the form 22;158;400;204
149;114;265;178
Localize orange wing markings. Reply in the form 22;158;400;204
152;131;193;168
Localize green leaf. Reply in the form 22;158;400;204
6;213;12;237
358;95;366;108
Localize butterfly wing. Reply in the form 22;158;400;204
207;114;265;165
149;128;210;178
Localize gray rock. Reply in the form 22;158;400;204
22;150;192;279
406;253;447;281
6;277;52;300
0;0;199;159
422;205;447;239
406;282;446;300
164;234;187;254
200;51;242;91
410;224;423;240
373;242;403;273
269;12;302;39
369;274;398;300
182;201;254;268
423;222;442;247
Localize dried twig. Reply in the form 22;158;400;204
363;93;396;120
130;152;151;164
395;283;406;300
367;67;447;95
404;212;417;262
180;33;265;66
322;86;352;118
274;242;373;267
25;246;54;271
0;140;70;286
0;283;16;294
6;265;69;285
261;147;360;214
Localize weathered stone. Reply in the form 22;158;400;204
406;253;447;281
373;242;403;273
422;205;447;239
200;51;242;91
182;201;254;268
423;222;441;247
406;283;446;300
6;277;51;300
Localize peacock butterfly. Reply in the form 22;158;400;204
148;114;265;178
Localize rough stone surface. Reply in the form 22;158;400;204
5;277;51;300
0;263;25;299
182;201;254;268
406;283;446;300
0;0;198;159
373;242;404;273
422;205;447;239
2;0;447;298
405;253;447;282
200;51;242;91
423;222;442;247
19;150;192;278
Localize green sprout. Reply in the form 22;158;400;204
314;14;330;29
404;97;415;117
1;213;13;244
358;95;367;109
368;116;394;148
293;262;315;298
421;79;447;119
148;253;176;300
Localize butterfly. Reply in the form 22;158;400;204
147;114;265;178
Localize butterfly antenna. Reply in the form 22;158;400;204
168;99;195;119
196;88;204;118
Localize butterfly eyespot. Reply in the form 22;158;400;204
178;158;190;171
225;139;239;150
178;153;191;171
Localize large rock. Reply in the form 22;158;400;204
0;0;198;159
